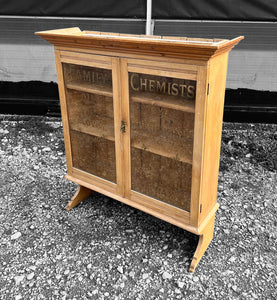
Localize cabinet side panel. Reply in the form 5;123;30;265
54;48;73;174
199;53;229;224
190;65;209;227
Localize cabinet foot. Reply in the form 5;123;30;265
189;215;215;272
66;185;93;211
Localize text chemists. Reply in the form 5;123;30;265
130;73;196;100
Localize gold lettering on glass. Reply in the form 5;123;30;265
63;64;112;88
129;72;196;100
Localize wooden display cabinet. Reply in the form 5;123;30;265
36;28;243;272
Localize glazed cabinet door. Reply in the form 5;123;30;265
121;58;198;213
56;51;123;195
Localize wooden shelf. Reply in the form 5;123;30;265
70;116;115;141
131;128;193;164
66;81;113;97
65;81;195;114
130;91;195;113
71;119;193;164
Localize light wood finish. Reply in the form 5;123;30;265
65;174;218;237
189;213;215;272
127;57;198;72
59;50;112;69
54;48;73;174
65;174;198;234
72;168;118;193
130;92;195;113
128;65;197;81
66;184;93;211
66;81;113;97
130;190;190;226
120;58;132;199
190;65;209;227
112;57;124;196
56;45;209;67
131;128;193;164
199;53;229;224
36;28;243;60
70;119;114;142
37;29;243;272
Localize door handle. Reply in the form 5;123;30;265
120;120;127;133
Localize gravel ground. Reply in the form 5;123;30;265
0;115;276;300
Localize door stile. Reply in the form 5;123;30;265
112;57;124;195
120;58;132;199
54;48;73;174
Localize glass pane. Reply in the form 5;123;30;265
63;63;116;183
129;72;196;211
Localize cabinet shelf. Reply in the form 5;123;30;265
131;128;193;164
130;91;195;113
70;119;193;164
70;116;115;142
66;81;113;97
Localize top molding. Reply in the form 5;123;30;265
36;27;244;60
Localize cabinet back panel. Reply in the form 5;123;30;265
66;91;114;127
70;131;116;183
131;148;191;212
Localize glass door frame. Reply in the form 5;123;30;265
56;50;123;196
120;57;199;223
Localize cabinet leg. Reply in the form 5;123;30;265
66;185;93;211
189;215;215;272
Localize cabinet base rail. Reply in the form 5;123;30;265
65;175;218;272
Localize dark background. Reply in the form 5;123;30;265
0;1;276;123
1;0;277;21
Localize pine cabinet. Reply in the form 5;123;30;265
36;28;243;272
